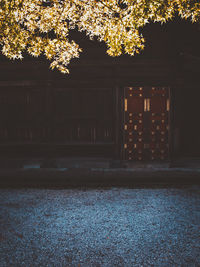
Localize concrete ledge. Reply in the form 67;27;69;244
0;158;173;169
0;167;200;187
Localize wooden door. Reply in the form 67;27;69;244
123;86;170;161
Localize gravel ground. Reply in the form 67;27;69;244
0;186;200;267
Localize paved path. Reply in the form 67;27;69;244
0;186;200;266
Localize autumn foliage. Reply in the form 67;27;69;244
0;0;199;73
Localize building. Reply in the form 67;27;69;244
0;18;200;166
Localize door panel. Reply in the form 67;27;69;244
123;87;170;161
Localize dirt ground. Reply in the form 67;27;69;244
0;186;200;266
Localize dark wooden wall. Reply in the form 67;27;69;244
0;56;175;159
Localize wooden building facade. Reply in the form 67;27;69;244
0;19;199;163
